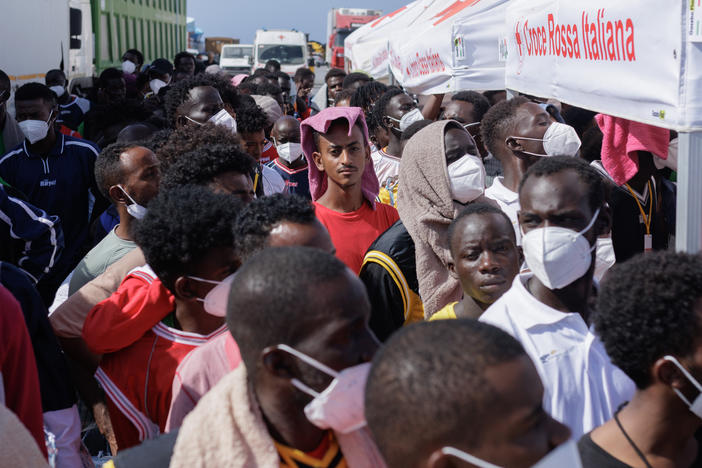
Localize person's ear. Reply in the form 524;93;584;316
504;136;523;153
173;276;198;302
261;346;296;379
176;115;189;129
595;203;612;237
447;260;458;279
426;449;453;468
108;185;128;205
382;116;393;129
312;151;325;171
654;356;689;390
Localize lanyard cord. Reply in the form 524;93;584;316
625;181;653;235
613;403;653;468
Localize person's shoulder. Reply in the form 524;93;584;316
64;135;99;156
0;143;27;167
577;432;630;468
375;201;400;222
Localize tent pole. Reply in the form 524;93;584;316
675;132;702;253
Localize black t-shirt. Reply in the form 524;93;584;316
578;432;632;468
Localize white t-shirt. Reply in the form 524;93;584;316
480;273;635;438
485;176;521;243
371;148;400;189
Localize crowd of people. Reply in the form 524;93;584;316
0;45;697;468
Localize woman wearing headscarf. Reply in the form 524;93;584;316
397;120;488;317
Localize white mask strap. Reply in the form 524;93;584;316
463;121;480;129
184;115;204;126
272;343;340;379
579;207;601;237
663;355;702;395
118;185;138;205
186;275;221;285
441;447;503;468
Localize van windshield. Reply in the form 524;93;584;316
222;46;253;59
257;44;304;65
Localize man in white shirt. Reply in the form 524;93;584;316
481;96;557;242
480;156;635;438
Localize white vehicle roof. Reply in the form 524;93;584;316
255;29;306;43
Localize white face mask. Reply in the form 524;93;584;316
149;78;168;95
274;141;303;164
509;122;581;157
19;110;53;144
447;154;485;204
442;439;583;468
118;185;148;220
188;273;236;317
663;355;702;419
521;207;600;290
122;60;137;74
273;343;370;434
185;108;238;134
49;85;65;98
388;107;424;132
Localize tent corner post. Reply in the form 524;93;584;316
675;131;702;254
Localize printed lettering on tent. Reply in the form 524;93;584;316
504;0;700;130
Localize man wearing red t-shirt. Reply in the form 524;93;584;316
301;107;398;273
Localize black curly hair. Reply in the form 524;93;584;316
595;252;702;388
256;82;282;98
342;72;371;89
156;123;240;169
233;194;316;262
479;96;529;157
452;91;491;123
371;87;404;131
519;155;607;214
349;81;388;113
235;104;269;135
98;67;124;89
237;80;259;95
134;185;242;292
94;142;140;198
161;143;255;190
325;68;346;83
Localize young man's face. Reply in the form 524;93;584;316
459;355;570;467
295;77;314;99
271;117;301;145
312;121;369;190
326;76;345;101
443;127;478;166
286;270;379;393
507;102;552;156
178;86;225;126
176;56;196;76
208;171;255;204
518;169;604;247
239;129;266;161
384;93;417;131
449;213;521;308
116;146;161;206
122;51;142;70
15;98;56;127
180;245;239;304
100;77;127;104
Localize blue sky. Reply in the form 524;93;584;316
187;0;409;44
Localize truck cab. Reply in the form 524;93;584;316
219;44;253;75
253;29;309;76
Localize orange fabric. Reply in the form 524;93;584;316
314;201;399;274
59;125;82;139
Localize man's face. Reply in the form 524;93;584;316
442;100;478;126
462;355;570;467
118;146;161;206
176;56;196;76
268;220;335;255
327;76;345;101
384;93;417;130
209;171;255;204
122;51;142;70
295;77;314;99
312;122;369;190
239;130;266;161
179;86;224;126
271;117;301;145
449;213;521;308
518;170;602;247
288;270;379;393
15;98;55;124
101;77;126;104
507;102;552;156
181;245;239;304
45;74;66;90
443;127;478;166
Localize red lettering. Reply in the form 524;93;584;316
626;19;635;60
548;14;555;54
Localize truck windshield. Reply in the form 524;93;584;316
334;30;354;47
222;47;252;58
257;44;304;65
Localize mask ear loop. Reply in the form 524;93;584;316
117;185;139;206
441;447;503;468
271;344;340;397
580;207;601;253
663;355;702;405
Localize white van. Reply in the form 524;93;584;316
219;44;254;75
253;29;309;76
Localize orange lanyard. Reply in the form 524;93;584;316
625;181;653;235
